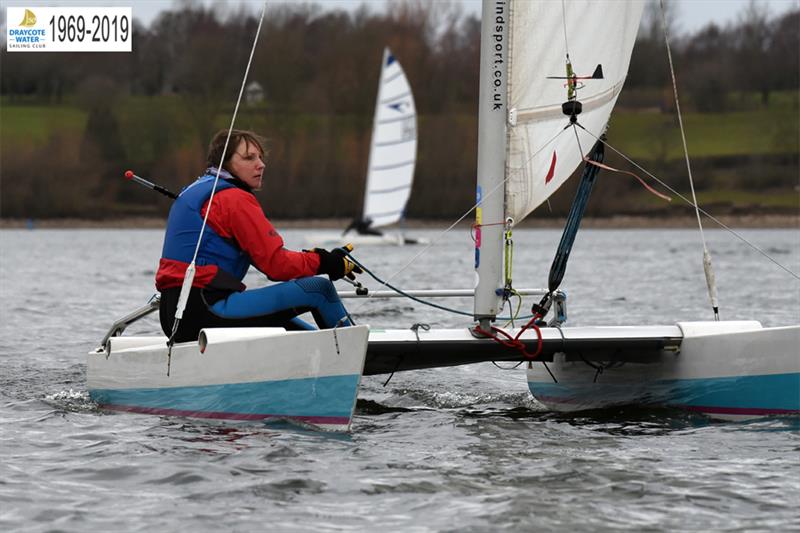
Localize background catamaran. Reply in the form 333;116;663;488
306;47;426;247
88;0;799;430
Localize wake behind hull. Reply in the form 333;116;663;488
526;322;800;419
87;326;369;432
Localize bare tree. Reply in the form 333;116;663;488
735;0;773;105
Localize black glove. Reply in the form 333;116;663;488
313;244;363;281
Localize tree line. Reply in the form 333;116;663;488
1;1;797;220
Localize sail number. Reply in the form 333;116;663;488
49;15;129;43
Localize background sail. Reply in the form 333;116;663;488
362;47;418;228
504;0;644;223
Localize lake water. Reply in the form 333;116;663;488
1;227;799;531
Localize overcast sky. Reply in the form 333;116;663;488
3;0;799;35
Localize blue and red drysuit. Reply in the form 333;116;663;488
156;169;352;342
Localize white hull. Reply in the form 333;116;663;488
304;230;428;248
362;321;799;419
87;326;369;431
88;316;798;429
525;322;800;419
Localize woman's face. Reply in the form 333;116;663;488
227;139;265;190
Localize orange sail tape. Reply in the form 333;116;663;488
583;158;672;202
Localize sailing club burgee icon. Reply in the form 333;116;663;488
19;8;37;27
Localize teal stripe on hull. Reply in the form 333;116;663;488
529;372;800;414
90;374;361;420
673;373;799;411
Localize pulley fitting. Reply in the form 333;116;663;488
562;100;582;122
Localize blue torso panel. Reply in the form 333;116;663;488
161;172;251;281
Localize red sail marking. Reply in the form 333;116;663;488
545;151;557;183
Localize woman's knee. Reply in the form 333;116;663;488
292;276;340;303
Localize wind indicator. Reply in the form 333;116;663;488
547;58;604;123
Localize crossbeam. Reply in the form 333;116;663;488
337;288;549;299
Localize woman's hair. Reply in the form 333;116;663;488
205;129;266;170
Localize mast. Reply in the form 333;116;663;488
474;0;509;326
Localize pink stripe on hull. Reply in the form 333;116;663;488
682;405;800;416
534;396;799;416
534;395;581;405
105;404;351;426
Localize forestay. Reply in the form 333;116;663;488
504;0;644;223
362;47;418;228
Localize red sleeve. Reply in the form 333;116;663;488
201;188;321;281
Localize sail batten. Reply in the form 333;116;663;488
503;0;644;224
513;81;627;123
362;47;417;228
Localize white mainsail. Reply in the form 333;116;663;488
362;47;418;228
504;0;644;223
475;0;643;319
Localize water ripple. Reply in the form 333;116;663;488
1;228;799;531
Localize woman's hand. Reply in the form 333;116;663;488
312;244;363;281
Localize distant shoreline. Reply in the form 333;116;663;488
1;214;798;230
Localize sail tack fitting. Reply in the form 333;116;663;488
502;217;515;295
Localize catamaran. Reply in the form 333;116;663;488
305;47;426;247
88;0;799;430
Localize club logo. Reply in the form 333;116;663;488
19;8;36;27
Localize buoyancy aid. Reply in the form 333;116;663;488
157;171;251;291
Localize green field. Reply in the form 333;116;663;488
0;104;87;143
632;188;800;211
2;94;797;218
3;93;798;161
611;106;798;160
694;189;800;209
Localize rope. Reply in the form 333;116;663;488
583;158;671;202
470;220;506;242
381;322;429;387
167;3;267;353
344;252;536;321
492;299;527;366
474;312;544;361
660;0;719;320
501;291;523;328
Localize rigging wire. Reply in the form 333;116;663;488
343;126;570;318
344;252;536;321
659;0;720;320
570;123;585;162
560;0;570;59
345;0;796;333
167;2;267;356
577;125;800;281
346;0;795;340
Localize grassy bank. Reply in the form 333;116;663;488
2;213;798;230
1;93;798;219
4;94;798;160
